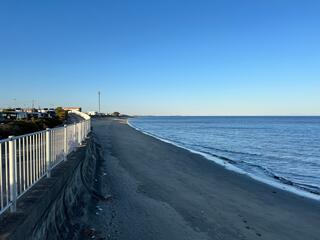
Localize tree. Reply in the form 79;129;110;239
112;112;120;117
55;107;68;121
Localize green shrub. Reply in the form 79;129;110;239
55;107;68;121
0;118;63;139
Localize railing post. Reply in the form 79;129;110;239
8;136;17;212
78;123;82;145
64;124;67;160
46;129;51;177
86;120;90;138
87;120;89;134
73;123;76;145
81;121;86;141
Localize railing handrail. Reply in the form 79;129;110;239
0;110;91;142
0;110;91;216
0;130;47;143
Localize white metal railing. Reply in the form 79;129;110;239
0;111;91;215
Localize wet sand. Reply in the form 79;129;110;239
86;118;320;240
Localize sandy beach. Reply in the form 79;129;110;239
86;118;320;240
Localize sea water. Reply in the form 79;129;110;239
129;116;320;198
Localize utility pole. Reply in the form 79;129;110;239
98;91;101;114
13;98;16;109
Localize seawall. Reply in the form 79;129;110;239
0;134;99;240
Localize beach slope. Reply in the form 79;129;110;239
89;119;320;240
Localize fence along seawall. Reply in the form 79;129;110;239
0;110;91;215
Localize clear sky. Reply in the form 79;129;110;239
0;0;319;115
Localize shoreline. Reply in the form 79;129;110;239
127;119;320;201
90;118;320;240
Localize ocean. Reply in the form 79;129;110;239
128;116;320;199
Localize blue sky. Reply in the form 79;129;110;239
0;0;319;115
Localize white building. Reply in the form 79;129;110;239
16;112;28;120
88;111;98;116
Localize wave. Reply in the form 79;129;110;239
188;147;320;195
128;120;320;201
198;145;264;158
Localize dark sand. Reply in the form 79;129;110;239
85;119;320;240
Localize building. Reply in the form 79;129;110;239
88;111;98;116
1;111;28;120
17;112;28;120
0;107;59;121
27;112;41;119
38;108;49;113
24;108;37;113
47;109;56;118
38;108;56;118
63;107;82;112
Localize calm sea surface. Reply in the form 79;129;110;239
129;116;320;196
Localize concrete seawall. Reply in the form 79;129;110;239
0;134;99;240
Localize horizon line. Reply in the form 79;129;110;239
132;114;320;117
